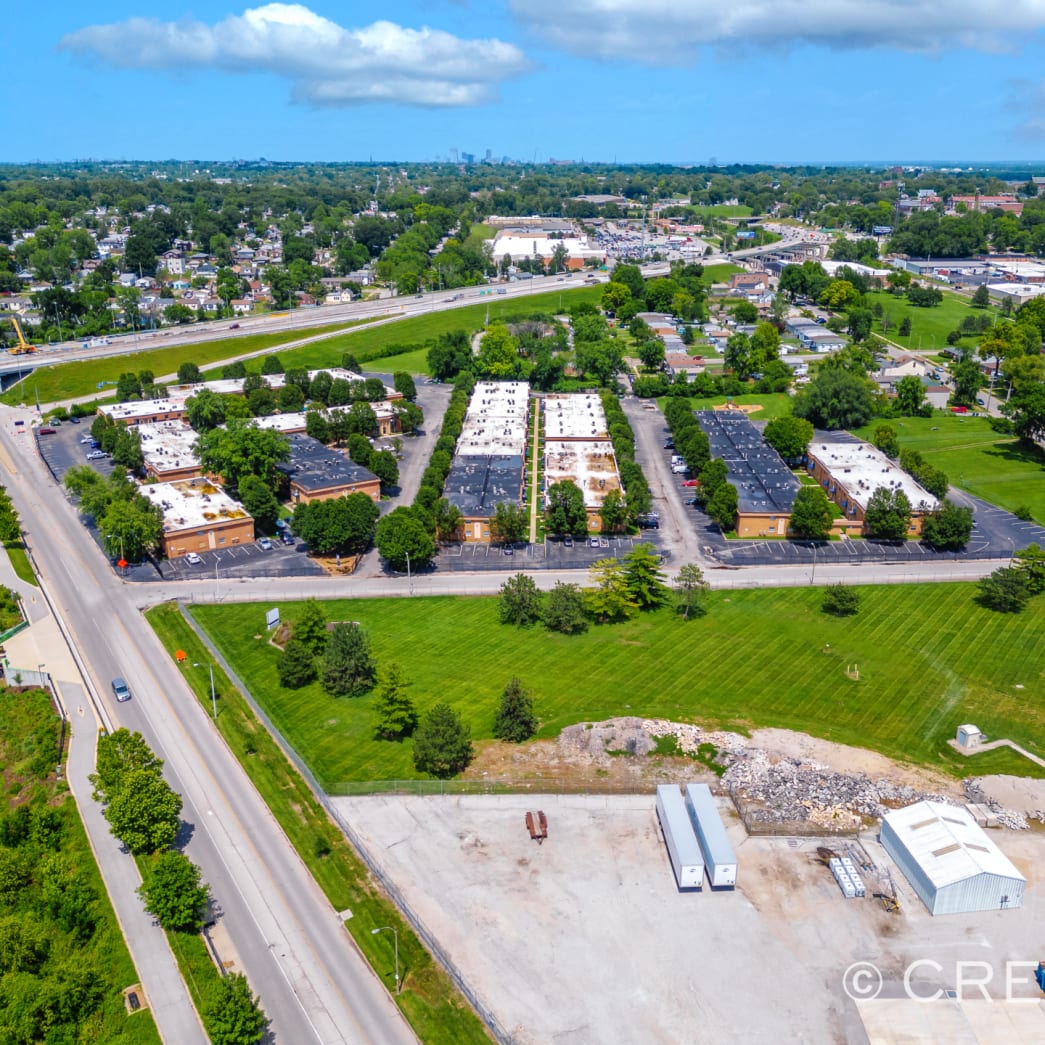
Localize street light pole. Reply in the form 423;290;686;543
209;663;217;722
810;543;817;585
370;927;400;993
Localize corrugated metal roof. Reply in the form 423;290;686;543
882;802;1025;889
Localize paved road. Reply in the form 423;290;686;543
0;413;414;1045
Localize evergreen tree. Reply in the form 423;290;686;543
292;599;328;655
277;638;317;689
493;677;538;743
321;622;377;697
413;704;474;778
372;664;418;740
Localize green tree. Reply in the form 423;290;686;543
204;972;267;1045
138;851;210;933
321;622;376;697
895;375;927;416
104;770;182;854
91;728;163;803
822;584;860;616
977;567;1031;613
412;703;475;778
498;572;543;627
237;475;281;535
638;339;665;371
292;598;328;655
585;558;638;622
374;508;436;571
731;300;758;324
599;488;628;533
185;389;227;432
491;502;528;545
100;498;163;563
393;371;417;401
477;322;519;377
543;581;588;634
1002;379;1045;444
792;368;875;429
177;362;203;384
372;663;418;741
789;485;835;540
1014;543;1045;594
898;316;912;337
762;416;813;461
433;498;463;543
368;449;399;490
621;543;669;610
872;424;900;458
545;480;589;537
971;284;990;308
706;482;739;532
673;563;710;620
921;500;974;551
864;486;912;540
195;421;291;494
292;493;380;556
493;677;537;743
277;638;317;689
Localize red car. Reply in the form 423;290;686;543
682;479;699;487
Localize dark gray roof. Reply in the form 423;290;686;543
695;411;800;515
278;433;378;494
444;454;525;516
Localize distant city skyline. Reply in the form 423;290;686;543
8;2;1045;163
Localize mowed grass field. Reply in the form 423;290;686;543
868;288;998;353
190;583;1045;788
267;285;606;374
2;321;363;406
855;414;1045;523
678;393;794;420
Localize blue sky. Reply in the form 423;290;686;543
7;1;1045;163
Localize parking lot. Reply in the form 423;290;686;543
337;794;1044;1045
439;532;662;572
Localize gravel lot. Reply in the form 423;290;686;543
336;794;1045;1045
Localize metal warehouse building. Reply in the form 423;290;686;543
880;801;1026;916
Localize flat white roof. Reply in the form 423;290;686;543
883;801;1026;889
250;412;309;433
491;231;601;259
809;440;938;512
458;381;530;458
991;260;1045;278
542;393;608;440
101;398;187;422
138;421;200;474
139;477;250;533
544;439;621;509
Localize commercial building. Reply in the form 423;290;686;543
447;381;530;542
806;440;938;536
277;433;381;505
542;393;622;531
138;421;201;481
880;802;1026;916
140;476;254;559
696;411;800;537
489;228;604;270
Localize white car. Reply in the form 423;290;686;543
185;552;202;565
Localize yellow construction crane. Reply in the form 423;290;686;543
0;314;37;355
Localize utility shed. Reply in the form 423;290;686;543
880;801;1025;916
684;783;737;889
655;785;703;891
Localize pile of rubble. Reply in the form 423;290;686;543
964;778;1038;831
725;748;956;830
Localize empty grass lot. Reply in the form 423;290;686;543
675;392;794;420
855;414;1045;524
269;285;605;375
190;584;1045;789
1;322;364;406
869;288;997;354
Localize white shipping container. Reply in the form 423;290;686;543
684;784;737;889
655;785;704;891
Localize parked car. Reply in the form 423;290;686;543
111;677;131;702
38;427;56;435
258;537;273;551
588;537;600;547
86;450;108;460
682;479;699;487
69;416;80;424
503;545;514;556
185;552;202;565
80;436;93;444
280;532;294;546
563;536;573;547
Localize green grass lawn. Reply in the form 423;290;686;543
463;223;495;251
361;346;433;375
855;414;1045;524
689;205;754;218
700;262;745;284
145;604;492;1045
190;584;1045;788
4;540;37;586
868;289;999;354
2;322;364;406
270;285;605;375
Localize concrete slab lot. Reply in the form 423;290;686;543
337;795;1045;1045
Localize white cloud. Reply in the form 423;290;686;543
60;3;530;107
508;0;1045;63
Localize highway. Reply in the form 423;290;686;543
0;411;415;1044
